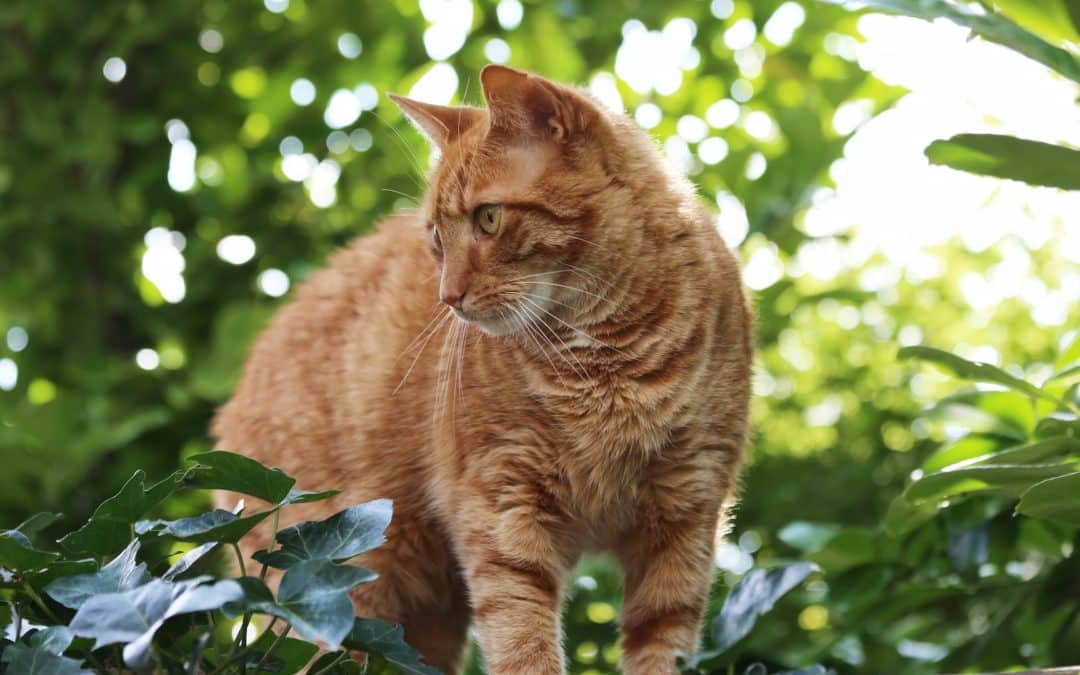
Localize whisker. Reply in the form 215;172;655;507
517;301;586;380
511;306;569;387
394;308;453;394
526;281;619;308
521;295;632;359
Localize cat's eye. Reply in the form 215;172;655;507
475;204;502;235
431;225;442;250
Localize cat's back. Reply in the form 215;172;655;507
211;212;439;493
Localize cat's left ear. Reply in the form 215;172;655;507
480;65;592;143
388;94;484;149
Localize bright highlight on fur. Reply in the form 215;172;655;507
212;65;752;675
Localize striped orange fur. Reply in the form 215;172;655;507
212;65;752;674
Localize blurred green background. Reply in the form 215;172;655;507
2;0;1079;673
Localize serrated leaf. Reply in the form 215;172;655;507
0;530;58;572
68;577;244;668
343;618;441;675
710;562;819;654
162;541;219;581
46;540;151;609
1017;472;1080;524
225;561;377;649
136;508;272;544
253;500;392;570
59;469;188;556
186;451;295;504
904;463;1076;503
0;643;90;674
926;134;1080;190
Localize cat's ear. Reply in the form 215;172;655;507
480;65;589;143
388;94;484;149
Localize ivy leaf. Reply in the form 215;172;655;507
186;451;296;504
59;469;188;556
925;134;1080;190
0;529;58;572
136;508;272;544
1017;472;1080;525
26;626;75;654
710;562;819;653
15;513;63;537
245;629;319;674
162;541;220;581
0;643;90;674
68;577;244;669
253;500;392;570
343;618;441;675
46;540;151;609
225;561;377;649
282;488;342;505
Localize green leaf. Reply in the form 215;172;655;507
136;508;272;544
68;577;244;668
186;451;296;504
926;134;1080;190
59;469;188;556
826;0;1080;82
777;522;839;553
0;643;90;674
307;651;363;673
0;530;58;572
904;463;1077;503
253;500;392;570
1017;472;1080;524
343;618;441;675
25;626;74;654
246;630;319;675
225;561;378;649
46;540;151;609
992;0;1080;47
809;529;877;573
710;562;819;653
162;541;220;581
883;494;940;537
23;559;99;590
15;513;62;537
922;435;1001;473
282;488;342;505
899;346;1065;406
973;437;1079;465
1035;414;1080;438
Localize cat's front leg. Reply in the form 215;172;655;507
616;497;724;675
455;496;569;674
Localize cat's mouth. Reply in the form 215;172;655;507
451;306;519;337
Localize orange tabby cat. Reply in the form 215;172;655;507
212;65;752;675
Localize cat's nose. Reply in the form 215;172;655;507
440;276;468;310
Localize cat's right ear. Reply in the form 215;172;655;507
388;94;484;149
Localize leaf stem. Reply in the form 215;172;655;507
231;542;248;578
21;582;61;625
259;510;280;582
11;601;22;641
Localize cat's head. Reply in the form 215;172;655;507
390;65;639;337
